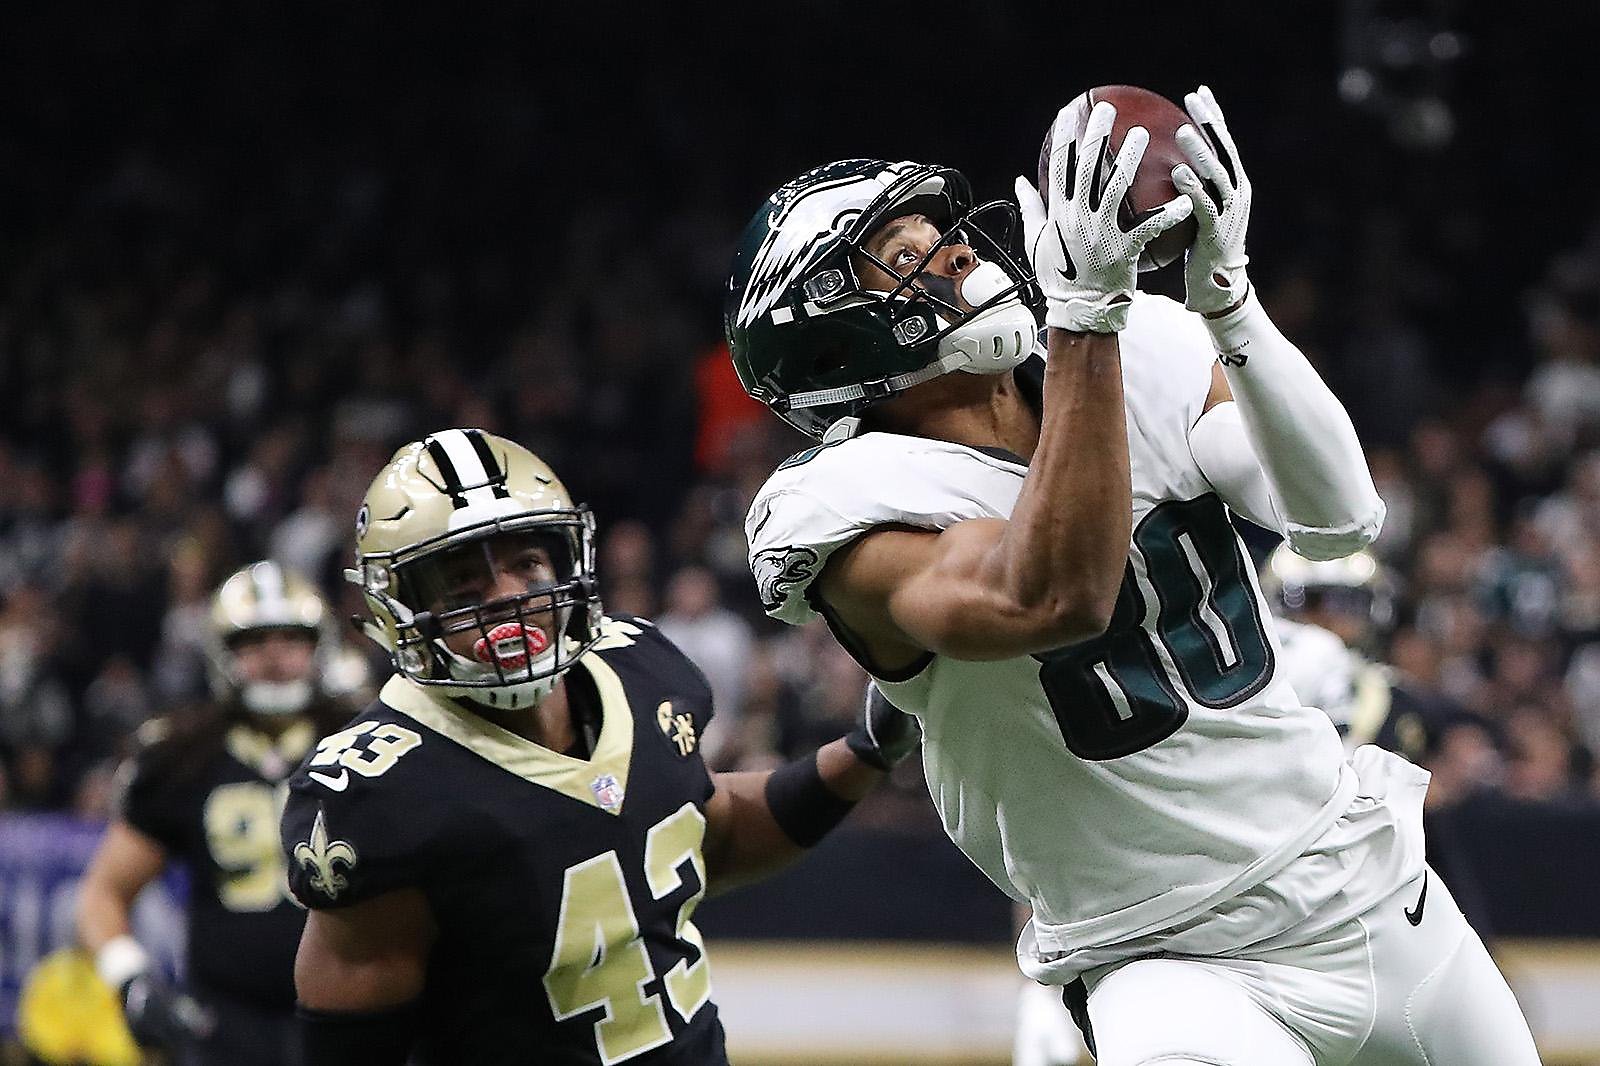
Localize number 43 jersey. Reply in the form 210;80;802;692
746;292;1357;969
280;616;727;1066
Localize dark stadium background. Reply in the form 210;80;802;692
2;1;1599;1062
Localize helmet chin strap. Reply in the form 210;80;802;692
940;261;1038;376
434;635;575;711
241;679;313;717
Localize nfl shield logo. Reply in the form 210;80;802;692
590;773;624;812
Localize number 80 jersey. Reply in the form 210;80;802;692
745;293;1356;972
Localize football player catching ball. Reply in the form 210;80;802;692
729;89;1540;1065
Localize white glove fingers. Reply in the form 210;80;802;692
1127;193;1193;249
1174;123;1230;192
1014;176;1046;247
1103;125;1150;207
1046;102;1088;207
1169;162;1219;229
1081;99;1118;148
1075;102;1118;212
1186;86;1244;190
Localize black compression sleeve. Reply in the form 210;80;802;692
763;751;857;847
297;1001;421;1066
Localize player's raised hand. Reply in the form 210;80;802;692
1016;100;1192;334
1171;85;1252;315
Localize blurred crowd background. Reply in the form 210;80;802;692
2;1;1599;835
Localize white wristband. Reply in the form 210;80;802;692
1046;291;1132;334
96;934;150;989
1200;284;1263;361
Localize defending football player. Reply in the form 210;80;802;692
78;562;356;1066
730;91;1541;1065
282;429;914;1066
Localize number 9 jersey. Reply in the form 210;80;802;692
745;292;1364;978
279;616;727;1066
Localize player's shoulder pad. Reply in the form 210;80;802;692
281;698;435;910
591;614;716;729
746;432;1022;625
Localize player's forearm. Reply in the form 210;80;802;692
1205;291;1384;559
995;329;1131;634
76;879;135;955
705;744;884;894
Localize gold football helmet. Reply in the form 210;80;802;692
349;428;601;709
208;560;334;715
1259;544;1396;650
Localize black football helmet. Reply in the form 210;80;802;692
726;159;1042;440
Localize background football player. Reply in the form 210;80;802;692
730;90;1540;1064
1261;544;1424;755
282;429;917;1066
77;561;357;1066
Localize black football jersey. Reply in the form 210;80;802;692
281;616;727;1066
119;715;321;1006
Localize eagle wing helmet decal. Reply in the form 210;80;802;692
735;161;931;328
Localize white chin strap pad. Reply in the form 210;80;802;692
940;263;1038;375
241;679;313;716
435;638;568;710
960;260;1012;306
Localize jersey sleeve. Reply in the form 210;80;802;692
280;714;436;910
745;436;1016;626
115;722;186;851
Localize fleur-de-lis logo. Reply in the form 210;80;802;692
657;701;697;757
293;809;358;901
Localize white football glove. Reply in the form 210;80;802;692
1013;979;1084;1066
1016;101;1193;333
1171;85;1252;315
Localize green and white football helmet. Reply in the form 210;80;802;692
726;159;1043;441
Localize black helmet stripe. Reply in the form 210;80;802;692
465;430;511;499
425;430;510;509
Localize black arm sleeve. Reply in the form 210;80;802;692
297;1002;421;1066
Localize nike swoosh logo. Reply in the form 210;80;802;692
1404;872;1428;926
309;769;350;792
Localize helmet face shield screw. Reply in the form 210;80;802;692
804;268;847;302
892;316;930;346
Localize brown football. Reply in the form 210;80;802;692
1037;84;1198;271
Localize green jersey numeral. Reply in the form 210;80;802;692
1036;495;1274;760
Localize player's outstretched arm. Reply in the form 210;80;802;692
818;103;1193;665
295;890;433;1065
702;685;917;892
1172;86;1384;560
77;821;215;1048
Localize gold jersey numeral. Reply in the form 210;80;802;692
543;803;712;1063
203;781;289;912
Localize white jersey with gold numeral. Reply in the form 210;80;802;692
746;292;1364;974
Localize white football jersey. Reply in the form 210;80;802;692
747;293;1358;969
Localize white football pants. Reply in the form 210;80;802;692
1082;866;1541;1066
